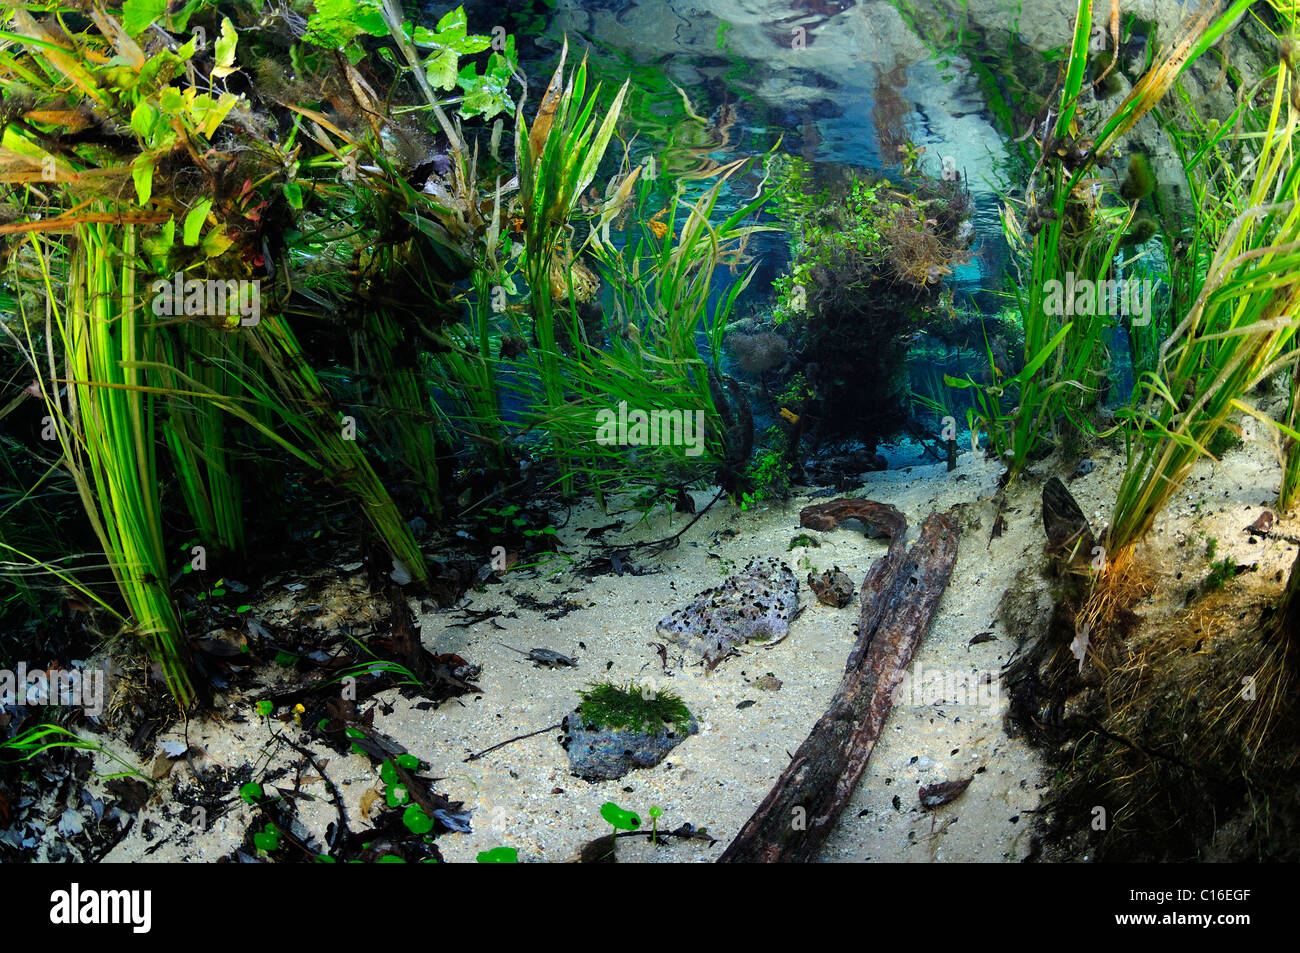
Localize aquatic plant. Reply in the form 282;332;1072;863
600;801;641;834
513;39;628;495
500;143;770;504
1283;372;1300;511
428;267;510;472
952;0;1256;481
0;723;149;782
0;1;534;702
769;155;970;448
1104;12;1300;563
576;682;694;736
648;804;663;846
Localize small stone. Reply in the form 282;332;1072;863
808;567;855;608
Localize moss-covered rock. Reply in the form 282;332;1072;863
561;683;698;781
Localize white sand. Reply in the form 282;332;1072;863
94;427;1298;863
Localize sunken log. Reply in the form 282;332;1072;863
718;500;960;862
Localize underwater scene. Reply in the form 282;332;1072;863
1;0;1299;889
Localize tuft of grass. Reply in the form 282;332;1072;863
1105;17;1300;560
576;682;694;736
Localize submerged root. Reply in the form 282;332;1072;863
1076;545;1154;661
1019;543;1300;860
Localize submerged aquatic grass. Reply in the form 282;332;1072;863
1106;9;1300;559
953;0;1258;480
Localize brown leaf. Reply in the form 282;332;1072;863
919;776;973;809
105;779;150;814
527;38;568;162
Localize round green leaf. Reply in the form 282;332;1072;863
600;801;641;831
403;805;433;835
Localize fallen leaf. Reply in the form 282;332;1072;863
360;787;382;820
57;808;84;837
919;776;973;809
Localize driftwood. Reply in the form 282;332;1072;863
718;499;961;862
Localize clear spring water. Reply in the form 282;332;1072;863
452;0;1148;461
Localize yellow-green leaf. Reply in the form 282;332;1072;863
199;93;239;139
183;199;211;246
130;101;156;139
121;0;167;38
132;154;153;206
425;48;458;90
200;226;234;260
213;17;238;77
159;86;183;113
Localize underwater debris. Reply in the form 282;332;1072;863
1246;510;1276;537
656;557;799;669
720;510;960;862
495;642;578;668
919;776;973;809
727;330;789;375
547;251;601;303
1042;477;1097;574
808;567;855;608
799;498;907;542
